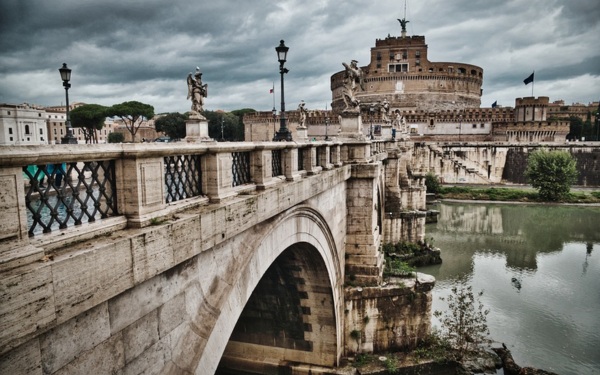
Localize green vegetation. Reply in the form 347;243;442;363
107;132;125;143
433;281;490;359
383;240;441;271
107;101;155;143
154;112;187;140
425;172;442;194
70;104;108;143
525;148;578;201
437;186;600;203
204;109;255;141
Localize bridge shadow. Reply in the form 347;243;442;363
217;243;337;373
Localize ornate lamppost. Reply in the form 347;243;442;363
59;63;77;144
273;40;292;141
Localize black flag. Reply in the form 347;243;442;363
523;72;534;85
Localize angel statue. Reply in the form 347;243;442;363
187;67;208;115
341;60;365;112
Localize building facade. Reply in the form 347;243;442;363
0;103;48;145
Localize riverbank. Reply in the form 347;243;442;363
436;185;600;204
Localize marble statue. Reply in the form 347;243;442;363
298;100;307;127
380;99;391;124
341;60;364;112
187;67;208;115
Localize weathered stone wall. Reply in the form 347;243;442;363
502;145;600;186
344;273;434;355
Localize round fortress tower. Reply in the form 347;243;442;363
331;19;483;113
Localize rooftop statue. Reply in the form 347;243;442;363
397;18;409;33
341;60;365;112
187;67;208;117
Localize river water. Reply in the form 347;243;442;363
420;202;600;375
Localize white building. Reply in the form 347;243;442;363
0;103;48;145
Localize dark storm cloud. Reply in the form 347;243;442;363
0;0;597;113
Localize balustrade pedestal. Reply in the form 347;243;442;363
185;116;212;143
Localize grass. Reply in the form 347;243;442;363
437;186;600;203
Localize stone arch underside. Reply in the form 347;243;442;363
218;242;337;373
179;205;344;374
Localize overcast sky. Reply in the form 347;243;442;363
1;0;598;114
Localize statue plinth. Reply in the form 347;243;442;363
185;115;212;142
338;111;367;140
296;126;308;141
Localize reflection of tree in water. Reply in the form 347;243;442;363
429;203;600;272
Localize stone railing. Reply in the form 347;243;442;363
0;139;386;252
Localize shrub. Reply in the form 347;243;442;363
525;148;578;201
425;172;442;194
433;281;490;359
107;132;125;143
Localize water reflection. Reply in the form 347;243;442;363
421;202;600;375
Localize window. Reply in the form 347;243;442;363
54;129;57;134
402;50;407;59
7;111;11;115
389;63;408;72
480;123;485;128
9;137;13;141
458;68;466;74
416;50;421;58
39;128;43;134
25;125;30;134
376;63;381;69
472;124;477;129
376;52;381;61
8;128;13;134
60;129;64;135
416;59;420;66
389;52;394;60
449;68;454;73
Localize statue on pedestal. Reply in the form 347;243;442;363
341;60;364;112
298;100;307;128
187;67;208;117
380;99;391;124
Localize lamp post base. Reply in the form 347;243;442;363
273;129;292;142
61;135;78;144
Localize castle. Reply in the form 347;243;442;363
245;18;581;143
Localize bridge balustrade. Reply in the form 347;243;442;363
0;141;381;246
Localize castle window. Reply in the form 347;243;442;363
470;69;476;75
458;68;466;74
448;68;454;73
389;63;408;73
39;128;43;134
480;123;485;128
472;124;477;129
25;125;31;134
402;50;407;59
416;59;420;66
7;111;11;115
416;51;421;58
389;52;395;60
8;128;13;134
376;63;381;69
376;52;381;61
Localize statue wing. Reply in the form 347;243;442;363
202;83;208;97
186;73;193;99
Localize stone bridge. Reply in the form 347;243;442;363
0;139;434;374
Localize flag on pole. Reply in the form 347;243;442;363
269;88;273;93
523;72;534;85
491;101;497;108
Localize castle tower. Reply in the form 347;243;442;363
330;19;483;113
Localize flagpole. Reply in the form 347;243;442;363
531;71;534;96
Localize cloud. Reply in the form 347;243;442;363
0;0;598;113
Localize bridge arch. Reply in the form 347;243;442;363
190;205;344;374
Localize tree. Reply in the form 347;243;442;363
204;110;245;141
108;101;154;143
525;148;578;201
107;132;125;143
154;112;187;140
433;282;490;359
567;116;583;141
425;172;442;195
70;104;107;143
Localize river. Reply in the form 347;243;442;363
420;202;600;375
